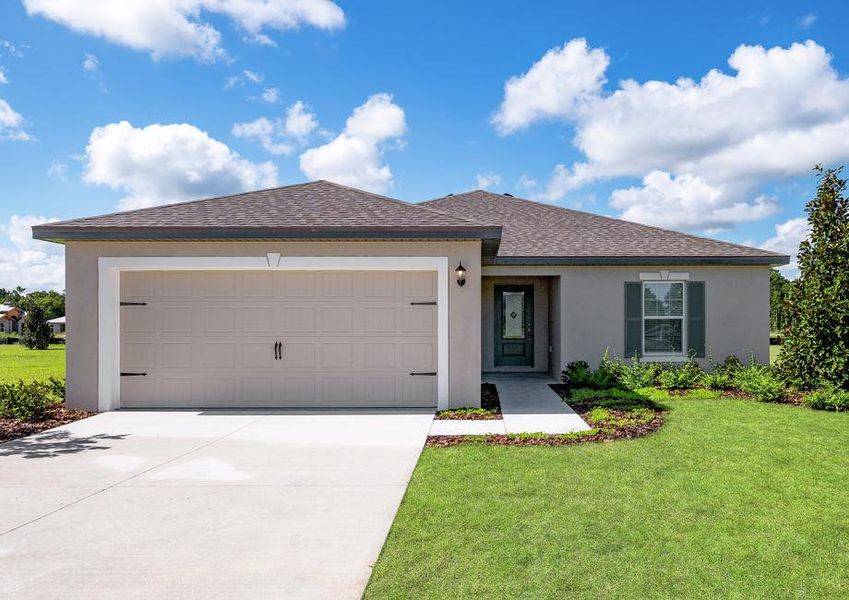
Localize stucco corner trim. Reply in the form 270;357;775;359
97;255;450;411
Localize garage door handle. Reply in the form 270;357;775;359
410;301;437;306
120;372;147;377
409;372;437;376
274;341;281;360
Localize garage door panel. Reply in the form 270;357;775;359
121;270;437;408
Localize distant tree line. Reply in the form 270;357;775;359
0;286;65;321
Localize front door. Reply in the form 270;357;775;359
494;285;534;367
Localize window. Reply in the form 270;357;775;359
643;282;684;354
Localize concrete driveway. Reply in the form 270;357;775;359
0;410;433;599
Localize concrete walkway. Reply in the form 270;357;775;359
1;410;433;600
489;374;591;434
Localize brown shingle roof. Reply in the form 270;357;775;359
421;190;789;265
32;180;501;242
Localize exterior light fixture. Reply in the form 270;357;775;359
455;262;466;287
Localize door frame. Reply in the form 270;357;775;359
493;284;534;367
98;255;450;411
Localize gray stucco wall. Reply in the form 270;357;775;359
64;240;482;411
483;265;772;371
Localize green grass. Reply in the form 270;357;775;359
0;344;65;383
366;396;849;598
770;344;782;364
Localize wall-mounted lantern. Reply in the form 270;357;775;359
455;262;466;287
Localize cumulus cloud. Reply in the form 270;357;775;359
0;215;64;291
0;67;7;84
232;100;317;154
760;217;810;277
492;39;608;135
22;0;345;61
0;99;30;140
609;171;780;230
260;87;280;103
84;121;277;210
497;39;849;231
475;172;502;190
299;93;406;193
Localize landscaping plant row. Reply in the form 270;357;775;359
0;378;91;442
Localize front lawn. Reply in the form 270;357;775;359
366;396;849;598
0;344;65;383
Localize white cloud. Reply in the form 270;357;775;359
760;217;809;277
799;13;817;28
0;215;65;291
299;93;406;193
83;121;277;210
260;87;280;103
225;69;263;89
0;99;30;141
47;162;69;180
284;100;317;140
82;53;98;72
475;172;502;190
232;117;294;155
22;0;345;61
609;171;780;230
0;67;7;84
491;38;609;135
232;100;318;154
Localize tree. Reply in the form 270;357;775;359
777;166;849;389
769;269;792;334
19;290;65;321
21;304;52;350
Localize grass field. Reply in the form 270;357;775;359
366;396;849;598
0;344;65;383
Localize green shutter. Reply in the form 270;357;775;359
687;281;706;358
624;282;642;358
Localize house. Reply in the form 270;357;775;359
0;304;24;335
47;315;66;334
32;180;789;413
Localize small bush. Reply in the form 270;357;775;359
561;360;593;388
0;379;64;421
703;370;734;390
733;366;786;403
619;355;662;390
568;387;660;412
657;360;704;389
721;355;744;373
804;387;849;411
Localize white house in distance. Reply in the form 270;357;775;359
48;316;66;334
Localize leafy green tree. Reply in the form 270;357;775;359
769;269;792;334
21;305;52;350
778;166;849;389
19;290;65;321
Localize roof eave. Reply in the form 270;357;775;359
32;225;504;244
491;255;791;266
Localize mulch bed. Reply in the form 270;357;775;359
0;408;93;443
427;411;664;447
434;383;502;420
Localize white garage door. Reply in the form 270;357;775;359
119;270;438;408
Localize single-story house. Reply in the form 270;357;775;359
47;315;66;334
0;304;24;335
33;180;789;412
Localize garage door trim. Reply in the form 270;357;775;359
98;256;449;411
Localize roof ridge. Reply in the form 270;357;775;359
423;190;786;258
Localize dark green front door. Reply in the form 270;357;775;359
494;285;534;367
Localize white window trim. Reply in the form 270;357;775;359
641;280;687;360
98;255;450;412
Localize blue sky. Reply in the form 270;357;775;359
1;0;847;290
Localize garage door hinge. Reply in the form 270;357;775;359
120;302;147;306
409;301;437;306
409;371;437;376
120;372;147;377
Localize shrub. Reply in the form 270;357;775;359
804;387;849;411
21;304;52;350
561;360;593;388
0;380;64;421
567;387;660;412
619;355;662;390
702;350;739;390
733;366;786;403
721;354;744;373
657;360;704;389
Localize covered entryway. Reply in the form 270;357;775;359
119;269;438;408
